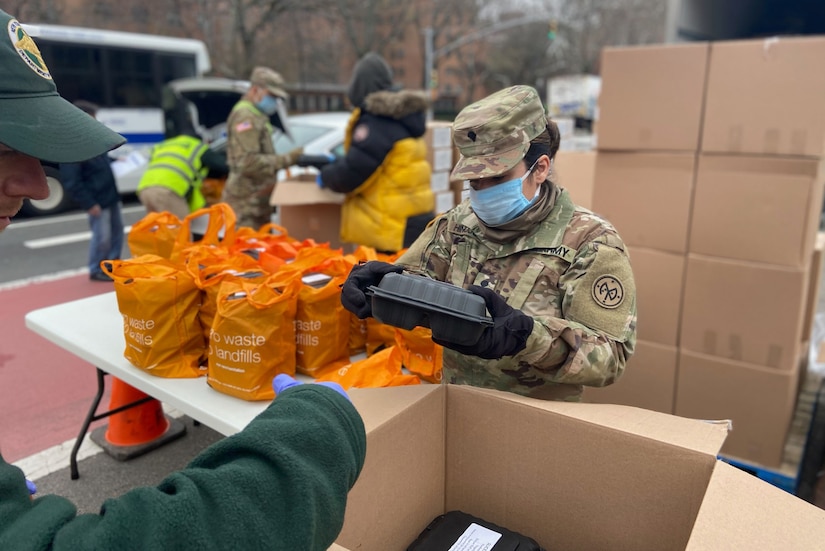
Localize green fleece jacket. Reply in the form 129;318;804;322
0;385;366;550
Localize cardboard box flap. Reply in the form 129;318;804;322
687;461;825;549
454;386;729;456
270;178;344;206
349;385;440;434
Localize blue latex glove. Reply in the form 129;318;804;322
325;153;336;162
272;374;351;402
26;478;36;496
316;173;324;188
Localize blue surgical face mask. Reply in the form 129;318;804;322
256;94;279;116
469;160;539;226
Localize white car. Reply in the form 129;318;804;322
22;77;348;216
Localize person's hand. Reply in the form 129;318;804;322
287;147;304;166
272;373;302;395
432;285;534;360
26;478;36;496
316;173;324;188
341;261;403;319
272;374;351;402
88;204;102;217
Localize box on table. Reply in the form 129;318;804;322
551;150;596;209
626;246;685;346
337;384;825;550
702;36;825;157
584;340;677;414
591;152;697;253
689;155;825;268
597;43;709;152
270;174;346;249
680;254;807;371
676;349;801;468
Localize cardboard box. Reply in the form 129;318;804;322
336;385;825;550
802;232;825;342
552;150;596;209
425;120;453;149
627;247;685;346
434;190;455;214
428;148;454;172
702;36;825;157
584;340;677;414
680;254;807;371
676;350;800;468
689;155;825;267
592;152;697;253
598;43;710;152
270;175;346;248
429;170;450;192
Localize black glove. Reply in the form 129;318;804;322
341;261;404;319
433;285;534;360
295;153;336;169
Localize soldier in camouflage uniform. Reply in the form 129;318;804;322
341;85;636;401
221;66;303;229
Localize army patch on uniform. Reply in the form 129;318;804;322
353;124;369;142
592;275;624;309
235;121;252;133
8;19;51;79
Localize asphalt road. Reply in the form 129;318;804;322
0;199;144;285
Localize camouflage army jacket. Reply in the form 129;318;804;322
396;182;637;401
223;100;299;195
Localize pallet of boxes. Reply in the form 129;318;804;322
584;37;825;485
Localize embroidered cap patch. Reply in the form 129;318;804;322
8;19;51;79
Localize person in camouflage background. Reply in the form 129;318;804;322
341;84;636;401
221;66;303;229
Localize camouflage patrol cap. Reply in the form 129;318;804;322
451;85;547;180
250;66;288;100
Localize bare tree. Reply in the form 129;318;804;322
10;0;65;23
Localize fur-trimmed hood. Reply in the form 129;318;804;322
364;89;430;120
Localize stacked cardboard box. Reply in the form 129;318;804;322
585;37;825;469
424;121;458;214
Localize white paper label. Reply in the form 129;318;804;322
447;522;502;551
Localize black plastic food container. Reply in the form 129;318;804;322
368;273;494;346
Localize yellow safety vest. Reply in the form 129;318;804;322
138;135;209;212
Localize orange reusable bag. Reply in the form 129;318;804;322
127;211;183;259
170;203;238;264
394;327;443;384
102;255;206;378
184;245;265;343
295;273;351;377
315;346;421;389
207;275;301;401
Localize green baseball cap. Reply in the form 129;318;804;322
451;85;547;180
0;10;125;163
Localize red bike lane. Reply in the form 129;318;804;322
0;274;115;463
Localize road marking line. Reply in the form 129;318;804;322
7;205;144;230
0;268;89;292
24;225;132;249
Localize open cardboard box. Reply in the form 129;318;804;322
336;385;825;550
270;174;346;248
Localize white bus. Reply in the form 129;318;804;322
21;23;211;215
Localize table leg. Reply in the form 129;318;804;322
70;368;153;480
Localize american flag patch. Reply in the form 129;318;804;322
235;121;252;133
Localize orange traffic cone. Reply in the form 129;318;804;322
90;378;186;461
